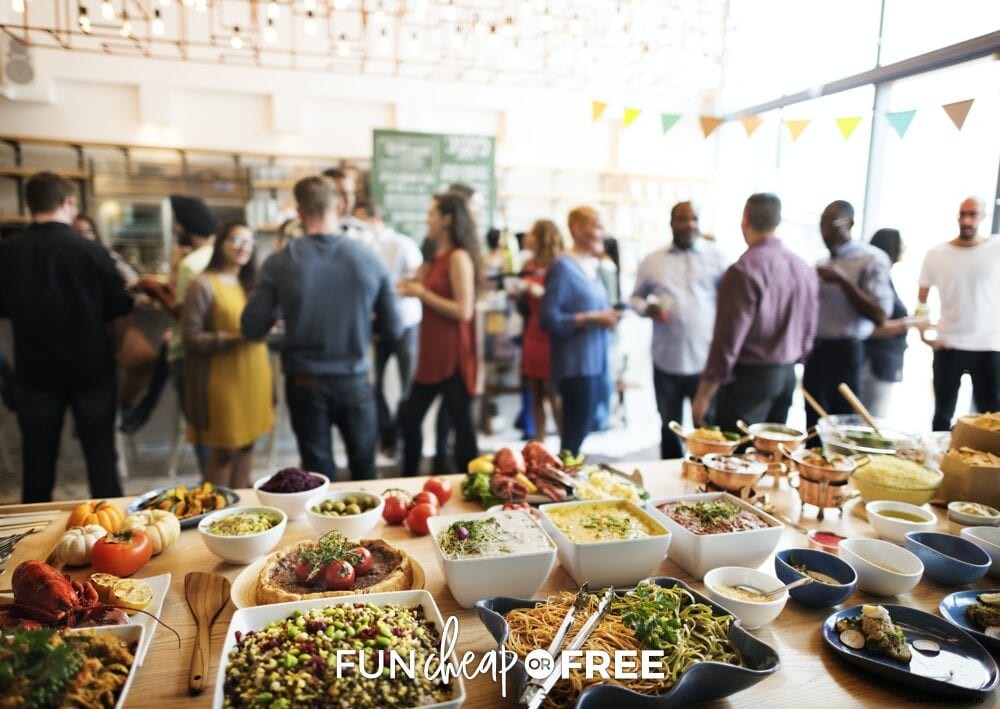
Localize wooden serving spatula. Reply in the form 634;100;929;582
184;571;231;696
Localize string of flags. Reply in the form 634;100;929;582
591;98;977;140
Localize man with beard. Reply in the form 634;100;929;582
918;196;1000;430
631;202;727;458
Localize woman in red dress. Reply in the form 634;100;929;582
397;193;480;476
520;219;564;441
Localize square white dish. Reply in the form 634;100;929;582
64;623;145;709
129;571;170;666
212;589;466;709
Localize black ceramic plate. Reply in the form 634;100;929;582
474;577;780;708
823;604;998;697
939;590;1000;655
127;485;240;529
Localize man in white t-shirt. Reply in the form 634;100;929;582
918;196;1000;431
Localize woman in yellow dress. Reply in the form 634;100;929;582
181;221;273;487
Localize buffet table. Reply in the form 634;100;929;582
2;460;997;707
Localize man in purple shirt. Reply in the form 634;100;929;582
692;193;818;431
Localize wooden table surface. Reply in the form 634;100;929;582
2;461;998;708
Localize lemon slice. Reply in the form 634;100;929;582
110;578;154;613
90;573;121;603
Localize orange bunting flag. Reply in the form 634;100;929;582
942;99;974;130
700;116;723;139
624;108;642;127
592;100;608;121
784;119;810;142
740;115;763;137
835;116;862;141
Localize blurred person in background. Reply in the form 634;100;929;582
541;206;622;456
398;192;480;476
182;222;273;488
272;217;303;251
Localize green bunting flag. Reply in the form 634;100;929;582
886;110;917;138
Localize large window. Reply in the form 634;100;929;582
880;0;1000;64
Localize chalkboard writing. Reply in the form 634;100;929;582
371;129;496;244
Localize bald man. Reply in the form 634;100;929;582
918;197;1000;431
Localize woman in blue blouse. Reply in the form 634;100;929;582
541;206;623;455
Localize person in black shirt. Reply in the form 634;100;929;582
0;171;134;502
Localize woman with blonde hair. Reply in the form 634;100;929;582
520;219;565;440
182;221;274;487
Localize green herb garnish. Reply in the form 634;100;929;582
581;513;633;536
439;519;504;557
298;531;357;580
615;583;682;649
676;501;739;525
0;628;84;709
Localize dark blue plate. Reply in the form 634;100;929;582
939;590;1000;655
823;604;998;696
127;485;240;529
475;577;780;708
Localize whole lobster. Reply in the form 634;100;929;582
0;560;122;629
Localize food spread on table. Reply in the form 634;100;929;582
657;499;770;534
435;511;552;559
545;501;663;543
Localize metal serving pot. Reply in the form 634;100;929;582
701;453;785;493
794;475;851;511
669;421;748;457
780;444;869;484
737;420;811;455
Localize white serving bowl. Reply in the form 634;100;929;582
960;526;1000;578
703;566;788;629
839;538;924;597
68;624;145;709
198;506;287;564
646;492;784;580
427;510;556;608
947;501;1000;527
538;499;671;588
252;471;329;521
865;500;937;544
305;490;384;539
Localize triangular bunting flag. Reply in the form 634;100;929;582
740;115;762;137
660;113;681;134
699;116;723;139
835;116;862;141
624;108;642;127
784;119;810;142
592;100;608;121
942;99;974;130
886;109;916;138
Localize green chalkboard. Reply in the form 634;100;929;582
371;129;496;244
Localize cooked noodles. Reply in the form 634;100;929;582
505;585;741;708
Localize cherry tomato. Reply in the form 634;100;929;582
412;491;440;509
422;477;453;505
90;530;153;577
405;502;437;536
349;546;373;575
295;561;320;585
323;560;356;590
382;490;412;525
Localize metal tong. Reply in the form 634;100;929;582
520;586;615;709
0;528;40;563
597;463;645;487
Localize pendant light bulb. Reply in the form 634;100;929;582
101;0;114;19
336;33;349;56
264;18;277;43
304;10;316;35
12;0;25;14
120;10;132;37
267;0;279;19
78;5;92;33
152;8;164;34
230;26;242;49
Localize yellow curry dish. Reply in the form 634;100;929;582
544;501;666;544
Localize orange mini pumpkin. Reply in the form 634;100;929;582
66;500;125;533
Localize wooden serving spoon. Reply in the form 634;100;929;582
185;571;231;696
837;382;882;435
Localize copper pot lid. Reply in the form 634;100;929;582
701;453;767;476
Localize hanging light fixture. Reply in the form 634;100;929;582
303;0;315;11
264;18;277;43
377;27;390;52
501;16;515;38
406;31;419;56
267;0;279;19
120;9;133;37
450;23;464;50
486;24;499;51
230;25;243;49
100;0;114;19
540;5;553;31
336;32;349;56
12;0;25;14
442;0;456;23
304;10;316;35
152;8;164;34
372;0;385;24
78;4;92;33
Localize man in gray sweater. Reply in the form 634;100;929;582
242;176;401;480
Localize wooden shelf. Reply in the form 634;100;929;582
0;167;91;180
251;179;297;190
0;214;31;224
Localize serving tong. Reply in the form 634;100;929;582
0;527;41;565
519;586;615;709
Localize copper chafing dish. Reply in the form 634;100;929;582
681;455;710;484
737;420;811;455
793;475;852;519
780;445;869;483
669;421;749;457
700;453;785;494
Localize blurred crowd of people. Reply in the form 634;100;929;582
0;170;997;503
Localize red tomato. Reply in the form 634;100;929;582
412;491;440;509
382;490;412;525
295;561;320;585
423;477;453;505
90;530;153;577
323;560;356;590
349;546;373;575
405;503;437;536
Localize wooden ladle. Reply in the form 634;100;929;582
837;382;882;435
185;571;231;696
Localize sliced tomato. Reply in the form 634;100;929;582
405;502;437;536
323;560;356;590
423;477;453;505
90;530;153;577
349;546;373;575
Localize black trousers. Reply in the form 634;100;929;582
558;375;604;457
714;363;797;433
16;378;122;503
802;338;864;428
653;368;702;459
373;324;419;451
400;372;478;476
932;348;1000;431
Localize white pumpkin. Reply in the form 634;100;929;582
122;509;181;555
55;525;107;566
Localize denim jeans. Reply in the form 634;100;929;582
16;378;122;503
653;369;702;459
374;325;419;451
400;372;478;476
285;373;377;481
558;375;604;457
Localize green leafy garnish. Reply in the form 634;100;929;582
0;628;84;709
460;472;501;509
676;501;739;525
615;584;682;649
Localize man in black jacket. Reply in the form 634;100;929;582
0;171;133;502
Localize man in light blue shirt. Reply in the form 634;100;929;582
631;202;728;458
803;200;893;427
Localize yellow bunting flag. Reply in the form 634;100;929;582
592;100;608;121
784;119;810;142
740;115;763;137
700;116;723;139
835;116;862;141
624;108;642;127
942;99;974;130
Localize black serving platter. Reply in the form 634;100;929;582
127;485;240;529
